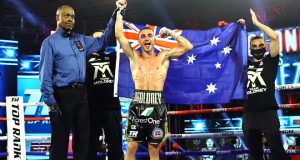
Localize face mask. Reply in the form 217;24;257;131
250;47;266;60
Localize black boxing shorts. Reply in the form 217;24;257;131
125;90;168;144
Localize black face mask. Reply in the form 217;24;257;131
250;47;266;60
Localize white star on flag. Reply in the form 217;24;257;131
206;83;217;94
215;62;221;69
187;54;197;64
222;46;232;55
210;37;220;46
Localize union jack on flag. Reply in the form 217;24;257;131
115;21;248;104
122;21;182;52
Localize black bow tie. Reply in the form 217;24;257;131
63;31;74;38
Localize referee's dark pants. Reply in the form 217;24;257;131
242;109;289;160
88;107;124;160
50;84;90;160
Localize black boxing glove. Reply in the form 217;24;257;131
112;8;126;20
120;8;126;17
48;103;62;123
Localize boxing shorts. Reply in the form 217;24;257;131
125;90;168;144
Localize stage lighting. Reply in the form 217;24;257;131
4;49;16;57
20;61;30;69
191;120;206;132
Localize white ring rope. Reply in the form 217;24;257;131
0;136;50;141
275;83;300;90
0;129;298;141
0;102;45;107
170;129;300;139
0;83;299;107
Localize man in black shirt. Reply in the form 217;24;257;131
86;30;124;160
241;9;289;160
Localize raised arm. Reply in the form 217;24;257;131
115;1;135;60
250;9;279;57
160;27;193;59
84;1;123;55
85;17;115;55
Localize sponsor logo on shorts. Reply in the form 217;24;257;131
131;125;136;130
132;117;160;125
152;128;163;139
141;107;154;116
128;131;138;138
134;92;162;105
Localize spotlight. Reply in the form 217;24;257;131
191;120;206;132
4;49;16;57
21;61;30;69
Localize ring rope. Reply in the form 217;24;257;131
135;149;300;156
0;149;299;157
275;83;300;90
0;129;298;141
0;117;50;121
0;136;51;141
167;103;300;115
0;103;298;120
170;129;300;139
0;102;45;107
0;83;299;107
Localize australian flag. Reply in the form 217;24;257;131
116;21;248;104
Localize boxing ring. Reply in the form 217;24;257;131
0;84;299;159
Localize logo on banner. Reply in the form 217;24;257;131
30;142;51;152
